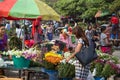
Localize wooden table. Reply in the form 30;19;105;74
0;66;49;80
0;78;22;80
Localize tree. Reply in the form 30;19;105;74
41;0;120;19
41;0;58;7
55;0;86;16
109;0;120;14
54;0;118;19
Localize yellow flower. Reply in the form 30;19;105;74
44;51;63;65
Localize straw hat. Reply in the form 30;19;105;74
62;29;67;33
51;45;59;51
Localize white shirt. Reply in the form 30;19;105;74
100;33;107;46
5;23;11;30
16;28;24;38
78;38;84;44
85;30;93;40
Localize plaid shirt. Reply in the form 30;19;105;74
74;60;90;80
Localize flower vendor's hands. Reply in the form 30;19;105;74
9;55;12;60
66;57;71;62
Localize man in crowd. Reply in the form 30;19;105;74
110;13;119;39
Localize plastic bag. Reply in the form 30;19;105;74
87;71;95;80
0;58;4;67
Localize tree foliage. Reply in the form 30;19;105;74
54;0;120;19
109;0;120;13
55;0;85;16
40;0;120;19
40;0;58;8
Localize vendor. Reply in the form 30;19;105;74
0;23;9;75
100;26;112;54
0;24;9;52
59;29;69;48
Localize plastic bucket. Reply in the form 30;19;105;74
94;77;105;80
45;69;58;80
12;56;30;69
61;78;73;80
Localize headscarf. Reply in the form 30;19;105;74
32;18;41;37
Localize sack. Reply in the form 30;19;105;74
75;46;98;66
87;71;95;80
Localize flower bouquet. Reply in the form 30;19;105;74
58;59;75;78
101;60;117;78
91;51;119;78
8;36;22;50
2;48;41;68
3;48;41;60
43;51;63;70
41;51;63;80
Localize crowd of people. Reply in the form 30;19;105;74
0;13;119;80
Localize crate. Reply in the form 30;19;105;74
27;71;49;80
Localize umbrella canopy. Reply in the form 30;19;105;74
0;0;60;21
95;10;110;18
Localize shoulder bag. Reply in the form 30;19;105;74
75;46;98;66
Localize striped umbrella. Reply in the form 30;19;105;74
0;0;60;21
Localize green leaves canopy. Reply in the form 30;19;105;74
54;0;120;19
109;0;120;13
55;0;85;16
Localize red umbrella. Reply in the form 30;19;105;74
0;0;16;17
0;0;60;48
0;0;40;20
0;0;60;21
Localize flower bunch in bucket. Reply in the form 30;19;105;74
2;48;41;68
43;51;63;70
58;59;75;78
101;60;118;78
114;64;120;79
22;48;41;60
91;53;119;78
2;48;41;60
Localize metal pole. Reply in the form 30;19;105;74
95;18;97;24
22;20;25;49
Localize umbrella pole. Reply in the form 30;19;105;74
22;20;25;49
95;18;97;24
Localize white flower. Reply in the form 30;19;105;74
64;52;71;59
32;50;37;54
8;50;13;55
1;48;41;60
68;60;73;64
60;59;66;64
2;51;7;55
69;60;77;65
